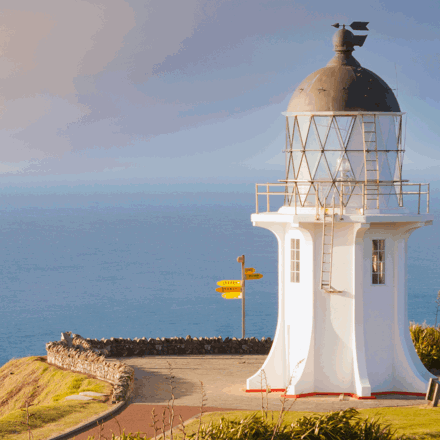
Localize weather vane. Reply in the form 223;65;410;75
331;21;369;47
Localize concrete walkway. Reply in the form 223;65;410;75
116;355;431;413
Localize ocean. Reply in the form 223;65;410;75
1;190;439;367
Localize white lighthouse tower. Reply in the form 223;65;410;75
246;23;435;399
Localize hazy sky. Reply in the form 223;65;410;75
0;0;439;192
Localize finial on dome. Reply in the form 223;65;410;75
331;21;369;53
327;21;369;67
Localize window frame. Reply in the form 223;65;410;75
291;238;300;283
372;239;386;285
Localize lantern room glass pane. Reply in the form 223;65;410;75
378;152;393;181
335;116;355;146
378;116;397;151
287;116;295;144
317;182;332;203
325;150;344;178
297;155;311;181
336;154;354;180
305;151;321;177
314;156;331;180
290;151;303;178
297;116;311;147
314;116;331;146
324;120;343;150
346;151;364;180
394;153;402;181
325;185;341;206
291;118;303;150
387;151;398;178
394;116;401;141
305;121;321;150
297;183;310;205
346;117;363;150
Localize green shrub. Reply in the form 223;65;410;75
409;322;440;370
184;408;398;440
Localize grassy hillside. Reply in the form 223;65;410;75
0;356;113;440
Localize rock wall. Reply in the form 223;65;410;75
46;332;134;402
46;332;273;402
85;335;273;357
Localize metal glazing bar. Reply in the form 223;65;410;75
315;183;319;219
294;183;297;215
330;195;335;289
340;183;344;218
418;183;421;215
256;184;259;214
428;183;430;214
267;183;270;212
362;183;365;215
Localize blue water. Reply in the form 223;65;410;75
1;190;439;367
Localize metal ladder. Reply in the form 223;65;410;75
320;197;335;291
362;115;380;209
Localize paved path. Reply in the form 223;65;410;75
70;405;236;440
70;355;434;439
122;355;428;411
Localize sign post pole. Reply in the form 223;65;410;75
237;255;245;338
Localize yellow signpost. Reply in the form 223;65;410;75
222;292;242;299
217;280;241;287
216;286;242;293
215;255;263;338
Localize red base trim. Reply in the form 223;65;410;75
246;389;286;393
246;390;425;399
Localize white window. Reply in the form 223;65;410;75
291;239;300;283
372;239;385;285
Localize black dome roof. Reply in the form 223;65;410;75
287;28;400;113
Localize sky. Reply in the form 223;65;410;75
0;0;439;194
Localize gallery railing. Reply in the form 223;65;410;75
255;181;430;215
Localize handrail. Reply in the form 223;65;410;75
254;181;430;215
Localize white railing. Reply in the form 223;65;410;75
255;181;430;215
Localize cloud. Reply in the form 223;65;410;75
1;0;439;184
0;0;136;162
0;0;312;173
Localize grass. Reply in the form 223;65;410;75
0;356;113;440
0;401;110;440
172;406;440;440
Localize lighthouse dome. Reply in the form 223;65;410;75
287;28;400;112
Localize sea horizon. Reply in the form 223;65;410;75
1;189;439;367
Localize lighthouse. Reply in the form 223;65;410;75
246;23;435;398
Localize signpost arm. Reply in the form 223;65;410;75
238;255;245;339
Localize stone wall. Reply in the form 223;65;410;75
46;332;273;402
46;332;134;402
84;335;273;357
